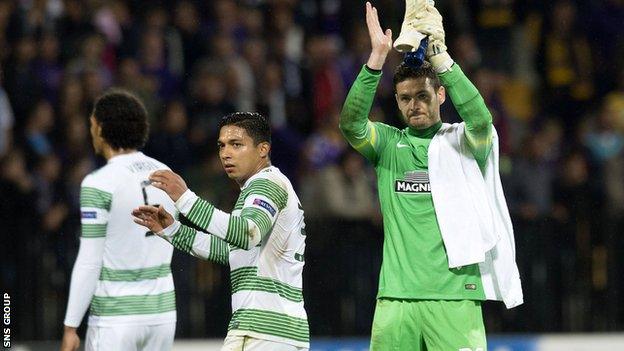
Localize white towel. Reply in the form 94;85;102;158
429;123;523;308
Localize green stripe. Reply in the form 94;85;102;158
208;235;229;265
230;267;303;302
226;216;249;249
229;309;308;343
244;179;288;210
81;224;106;238
186;198;215;230
90;291;176;316
80;187;112;210
241;207;272;235
171;225;196;253
99;264;171;281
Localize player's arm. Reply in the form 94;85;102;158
62;185;111;350
172;177;284;250
339;2;392;163
147;170;285;251
440;64;493;170
132;206;229;264
411;3;493;170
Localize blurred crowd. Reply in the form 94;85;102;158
1;0;624;340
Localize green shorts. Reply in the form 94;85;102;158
370;299;486;351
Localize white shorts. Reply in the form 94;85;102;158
85;323;175;351
221;331;308;351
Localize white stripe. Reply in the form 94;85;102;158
231;290;307;320
88;310;176;327
94;275;174;297
227;330;309;349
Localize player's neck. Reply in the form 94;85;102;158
102;145;137;160
236;160;271;187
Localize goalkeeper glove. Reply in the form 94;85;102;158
411;4;454;72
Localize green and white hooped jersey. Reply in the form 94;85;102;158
168;166;309;348
80;152;176;326
227;167;307;347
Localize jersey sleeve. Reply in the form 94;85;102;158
340;65;395;164
173;176;286;250
158;221;229;265
64;175;110;327
439;63;493;171
79;176;112;238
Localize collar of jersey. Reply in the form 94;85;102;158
241;165;275;188
107;151;142;163
406;121;442;139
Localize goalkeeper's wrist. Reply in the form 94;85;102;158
429;52;454;73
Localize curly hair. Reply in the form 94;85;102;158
92;89;149;150
218;112;271;145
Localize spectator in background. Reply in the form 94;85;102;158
146;100;193;174
56;0;94;62
583;94;624;167
173;1;208;80
538;0;594;135
305;35;345;128
116;57;160;122
311;150;377;220
211;32;255;112
139;28;180;101
66;33;113;90
58;77;86;121
22;100;55;166
187;60;235;149
507;126;560;331
35;33;63;103
303;106;347;172
552;150;599;330
4;35;41;121
469;0;519;72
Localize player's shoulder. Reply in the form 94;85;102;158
139;152;172;171
372;121;403;141
246;166;293;200
81;166;117;194
248;166;289;189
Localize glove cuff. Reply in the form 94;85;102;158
429;52;454;73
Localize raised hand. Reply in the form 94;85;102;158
149;170;188;202
132;205;175;233
365;1;393;70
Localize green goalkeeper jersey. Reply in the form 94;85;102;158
340;64;493;300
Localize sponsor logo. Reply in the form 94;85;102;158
81;211;97;219
465;284;477;290
253;198;276;216
396;142;410;148
394;171;430;193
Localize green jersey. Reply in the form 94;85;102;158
340;64;493;300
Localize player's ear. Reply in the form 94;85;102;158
437;85;446;105
258;142;270;159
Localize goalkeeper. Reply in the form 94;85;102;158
339;2;523;350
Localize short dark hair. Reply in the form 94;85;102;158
393;61;441;93
218;112;271;145
92;89;149;150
